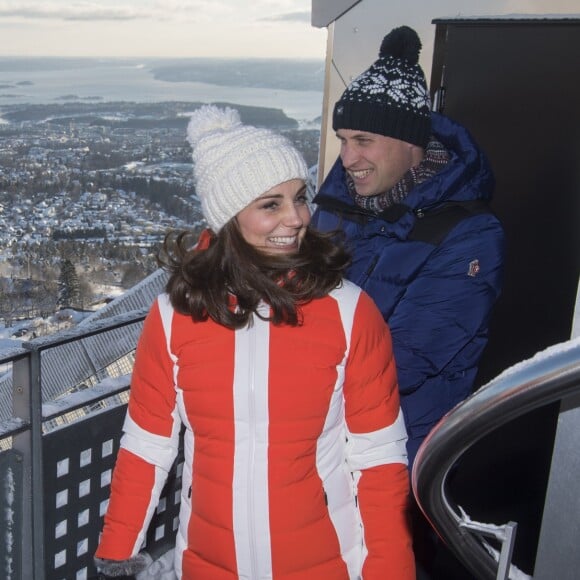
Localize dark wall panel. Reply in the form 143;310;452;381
431;19;580;386
429;19;580;575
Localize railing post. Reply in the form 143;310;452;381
459;519;518;580
4;308;148;579
0;450;23;579
12;355;33;580
13;347;46;579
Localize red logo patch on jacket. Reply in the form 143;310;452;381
468;259;480;277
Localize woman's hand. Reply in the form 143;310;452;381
94;552;153;578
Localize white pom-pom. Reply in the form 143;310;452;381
187;105;241;146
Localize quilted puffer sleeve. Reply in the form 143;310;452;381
391;215;504;395
390;215;504;463
96;296;182;561
344;290;415;579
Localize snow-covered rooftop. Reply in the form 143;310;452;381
0;268;169;422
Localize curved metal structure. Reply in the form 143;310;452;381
412;337;580;579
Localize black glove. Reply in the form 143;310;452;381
94;552;153;579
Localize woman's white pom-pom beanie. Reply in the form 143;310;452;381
186;104;309;232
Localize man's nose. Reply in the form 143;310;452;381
340;142;358;167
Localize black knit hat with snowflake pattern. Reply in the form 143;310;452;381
333;25;431;147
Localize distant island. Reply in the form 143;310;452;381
57;95;105;101
149;58;324;92
0;100;303;129
0;81;34;89
0;57;323;122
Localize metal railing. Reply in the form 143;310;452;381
1;310;182;580
10;306;579;579
412;337;580;580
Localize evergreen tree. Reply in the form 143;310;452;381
58;259;80;308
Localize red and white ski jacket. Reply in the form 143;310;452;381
96;280;414;579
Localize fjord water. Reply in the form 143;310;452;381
0;57;324;124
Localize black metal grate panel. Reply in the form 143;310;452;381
42;404;183;579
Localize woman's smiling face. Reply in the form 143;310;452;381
236;179;310;254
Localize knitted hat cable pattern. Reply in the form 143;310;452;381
187;105;309;232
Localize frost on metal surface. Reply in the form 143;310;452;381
0;417;26;438
2;459;16;580
481;335;580;387
458;506;531;580
42;374;131;417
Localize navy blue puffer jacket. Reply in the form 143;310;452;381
312;112;505;466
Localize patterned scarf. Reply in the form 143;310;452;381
348;137;451;213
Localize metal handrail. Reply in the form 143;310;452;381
412;337;580;579
2;308;149;579
22;307;148;352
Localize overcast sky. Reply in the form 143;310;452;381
0;0;578;60
0;0;326;59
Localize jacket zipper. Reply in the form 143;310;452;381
248;316;259;579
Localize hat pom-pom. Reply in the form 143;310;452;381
187;105;241;146
379;25;421;65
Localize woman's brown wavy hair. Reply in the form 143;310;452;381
158;221;350;329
